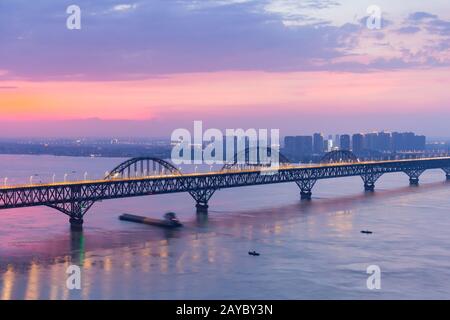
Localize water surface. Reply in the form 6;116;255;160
1;154;450;299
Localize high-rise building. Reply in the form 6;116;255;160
334;134;341;149
352;133;364;154
284;136;297;158
413;135;426;151
364;132;378;150
296;136;313;159
391;132;426;151
340;134;351;151
376;131;391;152
283;136;313;160
313;133;324;155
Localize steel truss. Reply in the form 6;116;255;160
403;168;426;185
2;157;450;229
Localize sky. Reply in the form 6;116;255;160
0;0;450;137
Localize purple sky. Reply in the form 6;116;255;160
1;0;450;137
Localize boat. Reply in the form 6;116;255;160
119;212;183;228
248;251;260;256
360;230;373;234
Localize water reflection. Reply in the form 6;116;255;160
24;261;39;300
1;175;450;299
70;231;85;266
1;265;14;300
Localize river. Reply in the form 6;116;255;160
1;154;450;299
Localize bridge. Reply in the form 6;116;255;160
1;151;450;230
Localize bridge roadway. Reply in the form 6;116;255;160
1;157;450;230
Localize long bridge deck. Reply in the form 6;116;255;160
1;156;450;230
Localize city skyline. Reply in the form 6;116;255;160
1;0;450;137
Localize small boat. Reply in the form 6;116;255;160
361;230;373;234
248;251;260;256
119;212;183;228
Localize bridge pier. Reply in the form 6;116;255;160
190;189;215;214
47;196;92;232
409;177;420;186
296;179;316;201
196;202;209;214
404;169;425;186
300;191;312;200
442;168;450;181
69;217;84;231
361;172;383;192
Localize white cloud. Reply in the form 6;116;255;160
112;3;138;12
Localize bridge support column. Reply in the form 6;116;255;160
190;189;216;214
296;179;316;201
195;202;209;213
443;168;450;181
300;191;312;200
69;217;84;231
48;194;93;232
361;172;383;192
404;169;425;186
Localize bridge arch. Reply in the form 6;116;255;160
320;150;359;164
190;147;292;212
222;147;292;171
105;157;181;179
104;157;218;214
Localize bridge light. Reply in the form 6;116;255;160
52;174;56;183
64;173;68;182
3;177;7;187
84;172;88;181
29;176;33;185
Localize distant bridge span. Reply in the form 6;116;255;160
1;156;450;230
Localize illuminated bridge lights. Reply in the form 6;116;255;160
1;156;450;231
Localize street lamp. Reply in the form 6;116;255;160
52;174;56;183
84;172;88;181
3;177;7;187
29;175;33;185
64;173;68;182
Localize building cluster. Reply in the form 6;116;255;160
283;131;426;161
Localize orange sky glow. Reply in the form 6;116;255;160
1;68;450;122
